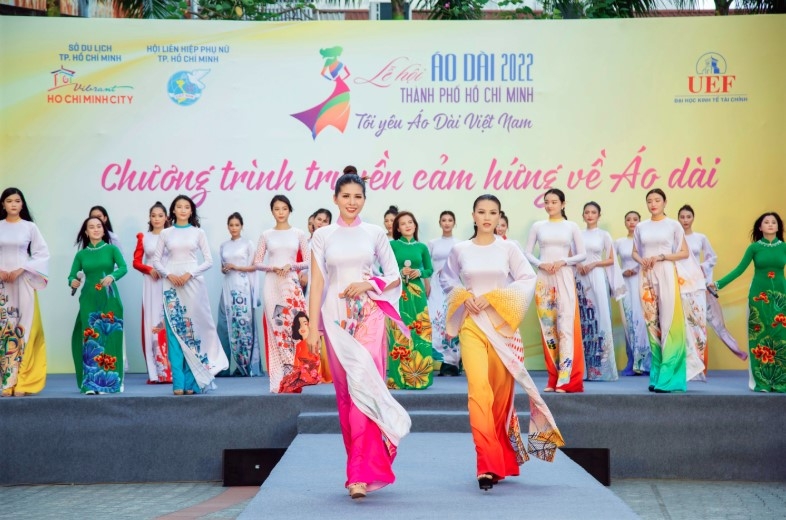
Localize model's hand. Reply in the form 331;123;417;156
543;260;565;274
473;295;490;311
339;281;373;299
100;275;114;287
70;278;82;289
576;264;587;276
6;268;24;282
539;262;553;273
306;328;321;352
623;269;635;278
167;274;183;286
149;270;160;280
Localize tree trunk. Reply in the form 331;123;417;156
392;0;406;19
715;0;732;14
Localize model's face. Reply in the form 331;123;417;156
2;193;23;219
495;220;508;236
397;215;416;239
678;210;694;230
271;201;290;224
228;218;242;238
760;215;779;236
439;214;455;233
149;208;167;231
307;217;315;234
174;199;192;222
86;218;104;241
90;209;107;223
314;212;330;229
384;213;396;233
625;213;640;232
298;316;309;337
472;200;500;234
543;194;564;218
583;205;600;226
334;183;365;222
646;193;666;217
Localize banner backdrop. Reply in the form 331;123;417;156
1;16;784;375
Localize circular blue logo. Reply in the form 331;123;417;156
167;70;206;106
695;53;727;75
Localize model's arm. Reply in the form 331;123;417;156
716;245;755;290
292;230;311;272
151;231;169;277
523;222;542;267
133;233;153;275
564;223;587;265
108;245;128;282
190;229;213;277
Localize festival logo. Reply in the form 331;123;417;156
675;52;746;104
291;46;351;140
47;65;134;104
167;69;210;106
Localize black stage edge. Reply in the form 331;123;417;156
2;371;784;485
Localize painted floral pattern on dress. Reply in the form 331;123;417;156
0;286;25;389
81;310;124;393
163;288;209;368
228;289;255;375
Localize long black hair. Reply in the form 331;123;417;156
678;204;694;217
384;205;398;219
392;211;419;242
291;311;309;341
227;212;244;226
543;188;567;220
751;212;784;243
439;210;455;222
75;216;109;249
169;195;200;227
313;208;333;224
89;205;114;232
147;201;170;232
470;194;501;239
270;194;293;212
583;201;601;214
1;187;34;222
334;173;367;197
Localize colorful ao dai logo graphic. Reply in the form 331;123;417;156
688;52;734;94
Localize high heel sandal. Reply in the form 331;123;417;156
477;473;494;491
185;390;195;395
173;389;184;396
348;482;367;499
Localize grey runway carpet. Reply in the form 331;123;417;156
239;433;639;520
3;372;785;484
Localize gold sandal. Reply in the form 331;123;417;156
348;482;367;499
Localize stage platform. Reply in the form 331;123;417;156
2;371;784;485
238;433;639;520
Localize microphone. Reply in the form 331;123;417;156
403;260;411;284
71;273;83;296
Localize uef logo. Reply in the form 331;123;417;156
688;52;734;94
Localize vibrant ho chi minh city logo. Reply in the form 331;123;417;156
675;52;746;104
167;70;210;106
47;66;134;104
291;46;351;140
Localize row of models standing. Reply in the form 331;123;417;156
1;185;784;397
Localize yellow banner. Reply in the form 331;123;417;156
1;16;784;373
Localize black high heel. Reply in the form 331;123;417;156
477;474;494;491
